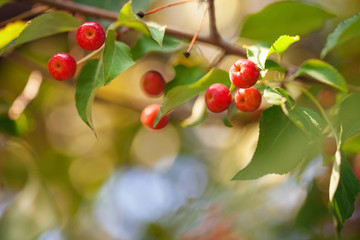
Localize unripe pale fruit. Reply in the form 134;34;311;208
229;59;260;88
141;104;169;130
76;21;106;51
317;89;336;109
205;83;232;113
234;87;261;112
48;52;77;81
141;71;166;97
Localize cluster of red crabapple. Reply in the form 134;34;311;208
48;21;106;81
141;59;262;131
47;21;262;132
206;59;261;114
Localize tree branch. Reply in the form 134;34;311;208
22;0;247;58
208;0;220;40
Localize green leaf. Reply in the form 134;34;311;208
264;87;323;137
263;87;287;105
246;42;271;70
116;1;166;46
103;29;135;85
1;11;80;54
75;60;104;133
264;59;286;72
155;68;229;125
148;24;166;47
240;1;333;43
131;34;182;60
321;12;360;58
181;93;207;127
232;106;313;180
338;93;360;140
246;35;299;70
287;105;323;137
165;65;205;92
330;151;360;233
293;59;347;92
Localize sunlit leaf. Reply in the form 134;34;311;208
268;35;300;56
232;106;313;180
246;35;299;70
116;1;166;46
1;11;80;54
75;60;104;133
155;68;229;125
0;21;26;49
240;1;333;43
103;29;135;85
293;59;347;92
321;12;360;58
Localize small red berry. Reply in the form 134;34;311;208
48;52;77;81
141;104;169;130
76;21;106;51
234;87;262;112
317;89;336;109
229;59;260;88
205;83;232;113
322;137;337;156
141;71;166;97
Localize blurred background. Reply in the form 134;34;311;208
1;0;360;239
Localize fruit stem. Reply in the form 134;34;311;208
183;4;209;58
137;0;197;18
76;45;105;65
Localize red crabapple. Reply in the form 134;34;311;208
48;52;77;81
229;59;260;88
141;71;166;97
234;87;262;112
141;104;169;130
317;89;336;109
76;21;106;51
205;83;232;113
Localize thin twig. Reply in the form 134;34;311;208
76;45;104;65
183;4;209;58
137;0;196;18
